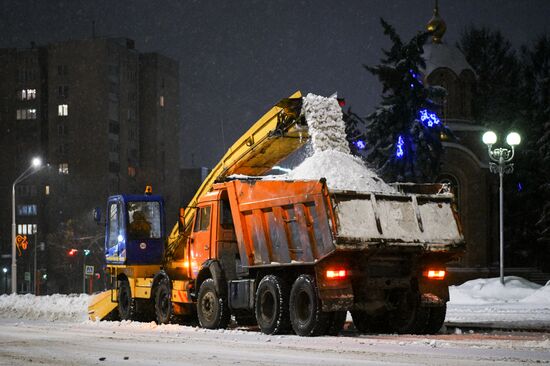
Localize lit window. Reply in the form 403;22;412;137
128;166;136;177
45;185;50;195
58;163;69;175
58;104;68;116
17;224;37;235
17;204;37;216
159;96;164;107
17;90;36;100
19;89;37;100
16;109;37;120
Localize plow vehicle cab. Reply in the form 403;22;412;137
103;191;166;266
88;189;166;321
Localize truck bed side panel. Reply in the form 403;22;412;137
225;180;335;267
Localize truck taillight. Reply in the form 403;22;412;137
326;269;347;279
423;269;446;280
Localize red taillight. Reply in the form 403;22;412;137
424;269;446;280
326;269;347;279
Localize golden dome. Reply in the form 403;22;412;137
426;0;447;43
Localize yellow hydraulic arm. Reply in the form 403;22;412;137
166;91;308;255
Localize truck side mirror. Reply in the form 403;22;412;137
93;207;102;224
178;207;185;234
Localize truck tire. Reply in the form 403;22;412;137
423;304;446;334
255;275;291;335
387;290;428;334
289;274;330;336
117;280;137;321
350;311;387;334
154;277;173;324
197;278;230;329
325;311;347;336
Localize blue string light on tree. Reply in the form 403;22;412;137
396;135;405;159
418;109;441;128
353;139;367;150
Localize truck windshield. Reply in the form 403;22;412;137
127;201;161;240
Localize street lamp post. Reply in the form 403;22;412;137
2;268;7;294
482;131;521;286
11;157;43;294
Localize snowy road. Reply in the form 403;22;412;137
1;319;549;366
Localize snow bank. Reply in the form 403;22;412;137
449;276;547;305
0;293;89;322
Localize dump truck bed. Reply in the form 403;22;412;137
223;179;463;268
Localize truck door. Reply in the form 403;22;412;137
105;198;125;263
191;204;212;274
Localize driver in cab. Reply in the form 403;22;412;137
128;210;151;239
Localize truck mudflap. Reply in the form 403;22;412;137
315;265;354;312
332;190;464;250
88;290;118;321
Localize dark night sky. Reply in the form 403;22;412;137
2;0;549;168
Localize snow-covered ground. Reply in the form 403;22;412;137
1;276;549;329
0;277;550;366
1;277;549;366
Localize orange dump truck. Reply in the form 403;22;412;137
171;178;463;336
88;93;464;336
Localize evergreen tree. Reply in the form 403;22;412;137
458;27;550;268
347;19;447;183
522;36;550;258
457;27;522;125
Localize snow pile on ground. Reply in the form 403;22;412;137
446;277;550;329
449;276;547;305
276;94;395;193
0;293;89;322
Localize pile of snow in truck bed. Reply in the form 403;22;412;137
285;150;394;192
280;93;395;193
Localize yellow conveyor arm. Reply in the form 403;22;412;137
166;91;308;250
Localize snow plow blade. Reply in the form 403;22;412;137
88;290;118;321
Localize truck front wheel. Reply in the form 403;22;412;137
197;278;230;329
255;275;290;334
289;274;330;336
117;280;137;320
154;278;173;324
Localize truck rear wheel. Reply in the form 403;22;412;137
423;304;446;334
255;275;291;335
197;278;230;329
117;280;137;321
154;278;173;324
289;274;330;336
325;311;347;336
351;311;387;334
387;290;428;334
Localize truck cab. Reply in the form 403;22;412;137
104;193;166;265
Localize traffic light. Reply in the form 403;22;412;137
68;248;78;256
83;249;91;256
